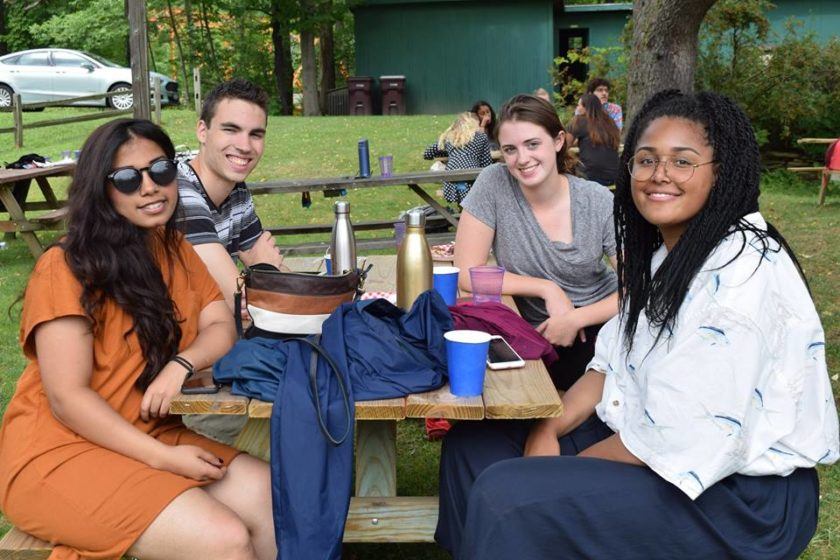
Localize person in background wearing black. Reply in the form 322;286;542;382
567;93;621;187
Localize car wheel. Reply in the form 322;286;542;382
107;83;133;110
0;84;14;109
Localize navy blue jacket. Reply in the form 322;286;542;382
214;291;452;559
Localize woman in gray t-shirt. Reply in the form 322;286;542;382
455;94;618;390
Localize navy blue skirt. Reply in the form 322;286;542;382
436;416;819;560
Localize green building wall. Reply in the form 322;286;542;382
767;0;840;44
353;0;554;114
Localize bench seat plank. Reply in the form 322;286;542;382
0;527;52;560
0;497;439;556
344;496;438;543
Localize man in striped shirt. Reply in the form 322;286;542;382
176;78;283;313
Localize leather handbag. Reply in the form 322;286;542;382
234;264;365;337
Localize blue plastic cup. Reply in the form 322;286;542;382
433;266;460;306
445;330;491;397
324;255;333;275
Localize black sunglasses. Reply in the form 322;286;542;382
107;158;178;194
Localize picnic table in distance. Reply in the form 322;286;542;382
0;162;74;258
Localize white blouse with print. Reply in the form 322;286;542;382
589;212;839;499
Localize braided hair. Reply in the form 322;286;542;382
615;90;807;349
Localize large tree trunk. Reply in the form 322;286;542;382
198;0;220;83
270;0;294;116
300;30;320;116
165;0;192;103
318;4;336;114
625;0;718;124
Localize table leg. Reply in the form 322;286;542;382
0;186;43;258
407;183;459;228
355;420;397;497
35;176;60;208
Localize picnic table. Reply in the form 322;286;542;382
248;168;482;252
171;254;564;543
0;162;73;258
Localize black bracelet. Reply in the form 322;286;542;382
171;355;196;379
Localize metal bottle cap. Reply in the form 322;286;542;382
405;208;425;227
335;201;351;213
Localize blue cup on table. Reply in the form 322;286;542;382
433;266;459;306
445;330;491;397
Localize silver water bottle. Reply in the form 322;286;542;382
330;200;357;275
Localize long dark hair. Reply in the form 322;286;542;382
62;118;183;390
577;93;619;149
615;90;807;349
497;94;576;175
470;100;496;139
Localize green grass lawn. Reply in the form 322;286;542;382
1;108;838;558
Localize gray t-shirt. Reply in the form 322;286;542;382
461;163;618;325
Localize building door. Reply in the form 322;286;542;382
556;28;589;102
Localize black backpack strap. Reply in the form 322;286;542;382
296;335;351;446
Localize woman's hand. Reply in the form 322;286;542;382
524;419;562;457
542;282;574;318
540;282;586;346
140;360;189;422
538;310;584;347
155;444;227;481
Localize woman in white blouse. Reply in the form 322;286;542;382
434;90;839;560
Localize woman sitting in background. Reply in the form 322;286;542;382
436;90;838;560
424;112;493;204
470;100;498;149
0;119;275;560
567;93;621;186
453;94;618;391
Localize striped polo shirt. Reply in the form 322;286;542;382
175;160;263;259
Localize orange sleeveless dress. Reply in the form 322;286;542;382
0;240;240;560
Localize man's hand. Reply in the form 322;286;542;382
239;231;284;269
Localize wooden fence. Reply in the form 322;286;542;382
0;78;164;148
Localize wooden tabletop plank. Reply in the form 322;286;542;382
0;162;75;184
169;385;249;415
482;360;564;419
246;396;407;420
405;385;484;419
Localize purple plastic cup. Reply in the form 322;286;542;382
469;265;505;304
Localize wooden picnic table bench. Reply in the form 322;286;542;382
0;162;73;258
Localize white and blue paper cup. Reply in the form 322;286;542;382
433;266;460;306
445;330;491;397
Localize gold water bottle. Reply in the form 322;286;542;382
396;209;433;310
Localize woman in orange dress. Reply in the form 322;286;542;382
0;119;275;560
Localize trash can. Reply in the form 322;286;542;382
347;76;374;116
380;75;406;115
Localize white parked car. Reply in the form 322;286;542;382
0;48;179;110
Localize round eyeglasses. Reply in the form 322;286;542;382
627;156;715;184
107;158;177;194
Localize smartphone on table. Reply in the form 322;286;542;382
181;372;221;395
486;335;526;370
